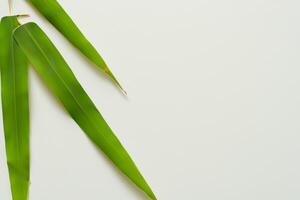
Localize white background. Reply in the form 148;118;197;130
1;0;300;199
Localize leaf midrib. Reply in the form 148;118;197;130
9;20;21;167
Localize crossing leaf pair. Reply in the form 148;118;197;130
0;1;156;200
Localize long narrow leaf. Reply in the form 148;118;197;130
0;16;30;200
13;22;156;200
26;0;125;93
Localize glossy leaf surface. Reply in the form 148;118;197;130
13;22;156;200
0;16;30;200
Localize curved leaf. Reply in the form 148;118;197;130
26;0;125;93
0;16;30;200
13;22;156;200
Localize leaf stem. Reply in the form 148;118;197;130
8;0;13;14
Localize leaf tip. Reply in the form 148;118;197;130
104;67;127;95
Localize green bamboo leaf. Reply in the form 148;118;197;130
0;16;30;200
13;22;156;200
26;0;125;93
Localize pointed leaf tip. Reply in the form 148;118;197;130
27;0;125;92
14;22;155;200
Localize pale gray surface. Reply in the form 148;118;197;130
1;0;300;199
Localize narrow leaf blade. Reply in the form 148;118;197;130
26;0;125;92
0;16;30;200
14;22;156;200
